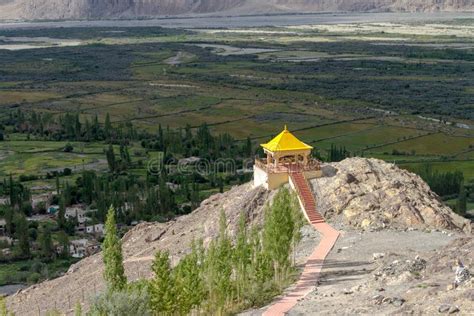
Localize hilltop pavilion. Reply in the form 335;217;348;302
254;126;322;190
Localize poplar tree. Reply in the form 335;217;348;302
106;145;116;173
55;175;60;195
103;206;127;292
249;226;272;289
262;188;297;288
174;244;205;314
104;113;112;139
244;136;252;157
0;296;8;316
149;251;176;314
205;210;233;313
3;206;13;236
14;213;30;258
456;184;467;216
234;212;251;301
39;225;54;260
57;196;66;228
74;302;82;316
57;230;70;258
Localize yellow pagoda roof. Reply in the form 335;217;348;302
261;126;313;152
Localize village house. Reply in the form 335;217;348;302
86;223;105;236
0;218;6;236
69;239;100;258
31;193;52;212
64;205;90;224
47;205;59;214
65;205;85;222
0;236;12;246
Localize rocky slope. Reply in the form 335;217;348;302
6;158;471;315
6;183;273;315
312;158;471;233
0;0;472;20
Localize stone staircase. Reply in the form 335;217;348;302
290;172;325;224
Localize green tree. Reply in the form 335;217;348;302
244;136;252;157
204;210;234;313
248;226;272;293
262;188;298;289
233;212;251;301
106;145;116;173
174;244;205;314
14;213;30;258
456;184;467;216
38;225;54;260
0;296;7;316
103;206;127;292
55;175;60;195
57;230;70;258
64;142;74;153
3;206;13;236
74;302;82;316
149;250;176;314
57;196;66;228
104;113;112;139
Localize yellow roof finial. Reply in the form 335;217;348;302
284;124;288;131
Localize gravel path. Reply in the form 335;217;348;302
287;228;461;315
243;227;462;316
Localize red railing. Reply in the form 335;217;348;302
254;158;321;174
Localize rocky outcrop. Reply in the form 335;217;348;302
311;158;471;233
0;0;472;20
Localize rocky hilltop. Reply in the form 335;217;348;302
6;158;471;315
0;0;472;20
312;158;471;233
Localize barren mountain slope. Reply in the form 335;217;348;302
7;183;273;315
6;158;471;315
0;0;472;20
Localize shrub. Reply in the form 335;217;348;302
27;272;41;284
64;143;74;153
89;286;150;316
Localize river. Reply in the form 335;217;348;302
0;284;27;296
0;12;471;30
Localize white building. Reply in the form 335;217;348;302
65;206;90;224
86;224;105;236
0;219;6;236
70;239;88;258
69;239;100;258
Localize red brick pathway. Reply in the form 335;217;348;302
263;172;340;316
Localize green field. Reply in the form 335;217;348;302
0;19;472;183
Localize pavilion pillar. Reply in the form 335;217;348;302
274;153;279;168
266;153;272;165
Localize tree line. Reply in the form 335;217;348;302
88;187;303;315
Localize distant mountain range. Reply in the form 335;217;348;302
0;0;472;20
